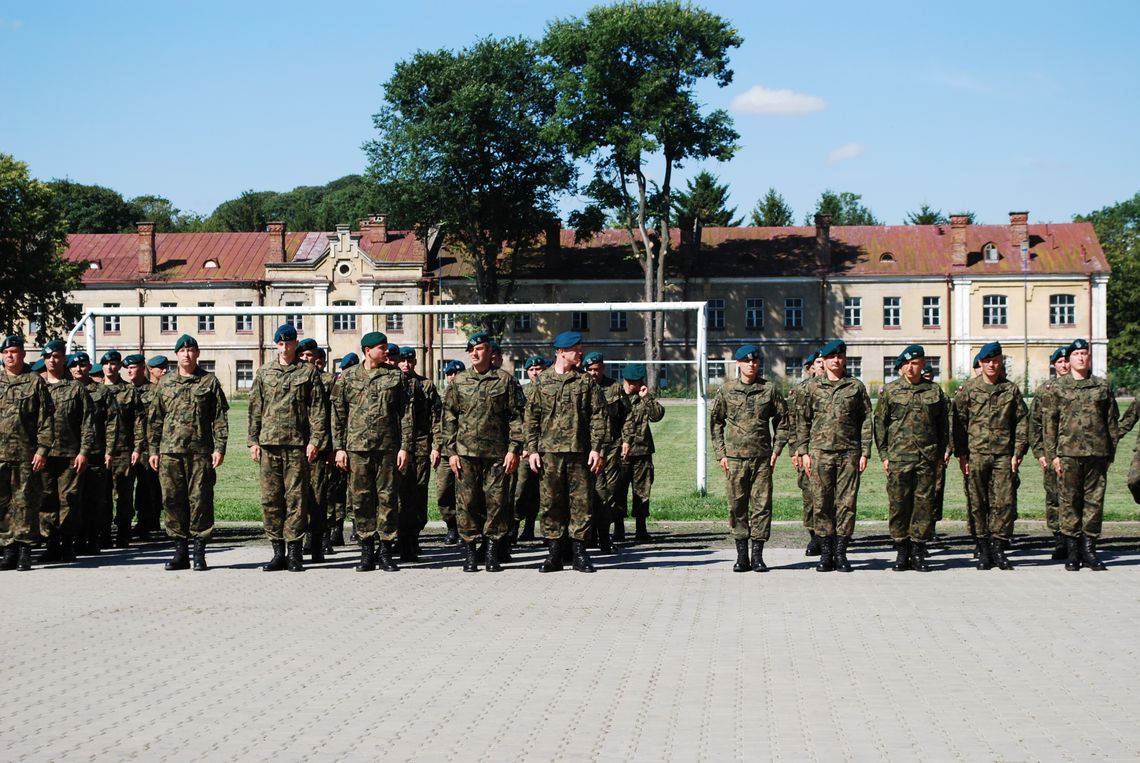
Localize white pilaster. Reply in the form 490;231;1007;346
359;282;375;333
952;277;972;377
313;280;329;347
1092;274;1109;373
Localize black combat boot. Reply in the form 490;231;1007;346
970;536;979;559
597;522;613;554
15;542;32;571
1079;535;1107;571
486;538;504;572
750;539;768;572
815;535;835;572
990;536;1013;570
732;539;750;572
377;540;399;572
322;532;335;556
519;517;537;542
1064;535;1081;571
115;525;131;549
262;540;287;572
634;516;651;542
561;534;574;564
835;536;852;573
497;537;512;562
611;519;625;543
539;537;563;573
302;532;313;554
165;538;190;571
192;539;208;571
1050;533;1066;560
1;543;18;571
310;532;325;564
355;539;376;572
462;540;479;572
910;541;930;572
284;540;304;572
331;520;345;547
805;531;821;557
60;536;77;563
398;535;415;563
42;536;61;563
572;540;596;573
976;539;993;571
892;539;911;572
444;519;460;546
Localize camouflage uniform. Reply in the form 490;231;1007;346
1029;378;1062;532
309;370;336;540
442;367;524;542
79;379;116;550
41;378;95;546
1;365;53;549
787;376;820;534
397;371;439;544
132;380;163;532
105;379;143;542
147;370;229;540
1118;399;1140;504
710;377;788;541
431;387;456;527
325;373;349;532
873;377;950;544
524;367;607;542
616;390;664;519
591;376;629;533
951;375;1029;541
511;382;540;533
332;363;412;543
248;359;328;542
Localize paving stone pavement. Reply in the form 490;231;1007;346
3;531;1140;762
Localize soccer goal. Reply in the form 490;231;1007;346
67;301;713;494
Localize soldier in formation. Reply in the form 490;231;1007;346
1029;347;1070;559
297;339;335;558
130;355;164;538
327;352;359;546
512;356;544;541
787;351;823;555
396;346;439;561
614;363;664;541
584;351;627;553
104;351;143;548
433;359;465;545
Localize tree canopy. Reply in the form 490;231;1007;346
671;171;742;227
749;188;795;226
47;179;138;234
806;190;881;226
1076;192;1140;366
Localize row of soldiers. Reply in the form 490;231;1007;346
712;336;1130;573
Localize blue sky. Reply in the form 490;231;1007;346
2;0;1137;225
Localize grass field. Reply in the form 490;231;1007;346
215;400;1140;524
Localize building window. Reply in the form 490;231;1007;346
103;303;121;334
28;306;43;337
438;303;456;331
708;299;725;330
285;301;304;333
610;311;628;332
745;298;764;330
927;356;941;381
883;297;901;328
571;312;589;331
707;360;726;381
160;303;177;333
70;304;84;335
843;297;862;328
198;303;215;333
236;360;254;389
847;356;862;379
784;298;803;329
235;302;253;333
332;300;357;332
785;357;803;380
385;301;403;333
199;360;215;374
923;296;941;327
982;295;1007;327
1049;294;1076;326
513;313;531;332
983;243;1000;263
883;356;898;383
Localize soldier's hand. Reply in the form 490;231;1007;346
430;449;441;468
588;450;604;475
149;455;160;471
335;450;348;470
769;452;778;467
130;452;140;467
719;457;729;474
449;455;461;477
1038;456;1048;472
31;454;46;473
528;452;542;473
503;452;519;474
1052;457;1063;476
305;444;318;464
792;454;802;469
212;451;224;469
638;385;649;398
621;442;630;460
858;455;868;473
396;449;409;472
250;445;261;462
74;454;88;475
801;454;811;476
104;454;113;470
1010;456;1021;474
958;455;969;476
882;459;890;475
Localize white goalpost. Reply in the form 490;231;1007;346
67;300;712;494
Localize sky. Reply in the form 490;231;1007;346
2;0;1138;226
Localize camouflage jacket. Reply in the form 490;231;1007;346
131;381;156;455
148;369;230;456
620;391;664;456
951;375;1028;458
1027;378;1059;460
873;378;949;464
332;363;412;453
595;375;630;452
1117;398;1138;449
785;376;818;455
524;367;607;454
0;365;54;460
710;377;788;460
1043;373;1119;460
247;359;329;450
45;377;96;458
796;375;873;457
442;367;524;458
317;371;335;453
82;379;116;459
105;380;142;456
402;371;440;454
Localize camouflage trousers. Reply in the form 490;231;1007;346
397;450;430;537
455;456;511;542
966;454;1019;540
615;455;654;518
134;460;162;531
539;453;592;542
1058;456;1107;539
886;459;937;543
1126;449;1140;507
1043;463;1060;532
80;461;111;546
348;451;398;542
258;445;310;542
40;456;82;540
436;464;456;524
725;456;773;541
307;455;330;535
158;454;216;540
933;461;946;523
0;459;43;545
590;446;622;525
327;463;348;524
108;454;136;533
809;450;862;538
796;466;814;530
511;460;537;526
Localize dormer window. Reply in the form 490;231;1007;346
983;243;1000;263
204;258;219;269
879;252;895;263
88;261;101;270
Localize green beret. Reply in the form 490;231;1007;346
339;352;360;370
311;347;326;360
42;339;66;356
734;345;760;362
147;355;168;368
1;335;25;351
622;363;647;381
1049;347;1066;365
90;363;104;376
386;344;400;357
523;356;546;370
819;339;846;358
296;337;318;353
398;347;416;360
100;350;122;364
360;331;387;349
583;352;604;367
899;344;925;363
173;334;198;352
466;331;492;351
30;358;45;373
803;351;819;366
977;342;1003;362
489;340;502;354
1065;338;1089;358
66;351;90;368
444;360;465;375
552;331;582;349
274;324;298;343
123;353;146;366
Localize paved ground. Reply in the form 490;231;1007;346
4;523;1140;762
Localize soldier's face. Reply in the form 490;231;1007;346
363;344;386;367
299;349;315;364
557;346;582;369
811;358;825;376
126;364;146;384
44;351;65;374
276;339;298;364
586;363;604;382
1069;348;1090;373
69;361;89;380
900;358;924;383
623;379;643;395
314;357;325;371
737;358;758;382
398;358;415;373
1054;357;1070;376
980;357;1003;382
2;347;24;373
823;353;845;378
150;365;166;382
176;346;200;373
527;365;544;382
104;360;122;379
469;342;491;369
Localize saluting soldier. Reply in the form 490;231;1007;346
433;359;465;545
148;335;229;571
950;342;1029;571
0;335;53;571
130;355;165;538
710;344;788;573
787;351;823;556
583;351;628;553
71;353;116;554
615;363;664;541
1028;347;1070;560
512;356;544;541
396;346;440;562
104;351;143;548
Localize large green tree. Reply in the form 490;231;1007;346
671;171;742;227
47;179;137;233
544;0;741;383
749;187;795;226
1076;192;1140;366
0;154;85;343
806;190;881;226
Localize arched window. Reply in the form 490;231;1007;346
982;243;1000;263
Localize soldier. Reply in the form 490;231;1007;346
615;363;664;541
396;346;440;562
1029;347;1070;560
583;351;628;552
951;342;1029;571
248;325;328;573
148;355;168;384
873;344;950;572
330;352;359;545
104;350;143;548
442;332;524;571
147;335;229;571
0;335;53;571
797;340;872;573
39;341;95;564
332;332;412;572
432;359;465;545
710;344;788;573
921;362;949;537
1043;338;1119;571
131;355;165;538
1117;392;1140;505
71;352;116;554
300;344;338;557
788;351;823;556
524;331;607;573
512;356;545;541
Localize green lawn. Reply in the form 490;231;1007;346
216;400;1140;523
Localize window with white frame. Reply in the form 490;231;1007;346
927;356;941;381
847;356;863;379
883;356;898;383
745;298;764;330
198;360;215;374
236;360;254;389
438;303;456;331
708;299;725;330
922;296;941;327
983;243;1000;263
197;303;214;333
285;301;303;332
160;303;177;333
784;298;803;329
610;311;627;331
1049;294;1076;326
385;301;403;332
707;360;726;381
883;297;901;328
982;295;1007;326
844;297;862;328
235;302;253;333
332;300;357;332
513;313;531;332
103;304;121;334
785;357;803;380
571;311;589;331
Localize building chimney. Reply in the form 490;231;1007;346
949;214;969;267
267;221;286;262
1009;211;1029;251
361;213;388;243
814;214;832;270
137;222;156;275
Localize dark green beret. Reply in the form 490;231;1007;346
30;358;45;373
100;350;122;364
977;342;1003;362
173;334;198;352
66;351;90;368
734;345;760;362
296;337;318;353
360;331;387;349
90;363;104;376
273;324;298;343
819;339;846;358
1049;347;1066;365
899;344;925;363
466;331;492;351
147;355;168;368
622;363;647;381
1;335;24;351
1065;338;1089;358
972;353;981;369
42;339;67;356
803;351;819;366
399;347;416;360
339;352;360;370
386;344;400;357
123;353;145;366
444;360;465;375
583;352;604;367
523;356;546;370
552;331;582;349
489;340;502;355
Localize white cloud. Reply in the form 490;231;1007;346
731;85;826;115
827;143;864;163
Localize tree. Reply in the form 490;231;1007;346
671;171;742;227
1076;192;1140;366
47;179;137;233
749;187;795;226
905;204;947;226
544;0;742;386
806;190;881;226
128;194;207;232
364;36;574;333
0;154;85;343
